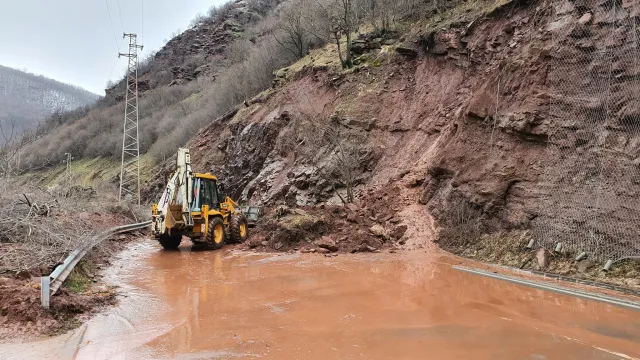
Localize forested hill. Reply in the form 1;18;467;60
0;65;99;133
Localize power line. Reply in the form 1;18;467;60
103;0;120;52
115;0;125;33
105;38;126;88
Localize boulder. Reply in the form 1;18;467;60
577;259;596;273
391;225;408;240
370;224;390;240
314;236;339;252
578;13;592;25
395;46;419;58
247;237;263;248
536;248;550;268
356;244;377;253
347;213;357;223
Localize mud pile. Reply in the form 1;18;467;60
0;277;115;339
247;185;410;253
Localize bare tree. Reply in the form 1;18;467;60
0;119;28;177
308;0;356;69
296;113;368;203
273;3;309;59
333;0;356;68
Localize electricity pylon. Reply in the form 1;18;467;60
118;33;143;205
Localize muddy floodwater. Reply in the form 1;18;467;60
2;241;640;360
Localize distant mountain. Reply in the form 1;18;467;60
0;65;100;134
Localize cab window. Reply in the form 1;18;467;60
200;179;219;209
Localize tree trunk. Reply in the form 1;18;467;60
345;29;353;68
334;31;346;68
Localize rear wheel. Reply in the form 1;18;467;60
229;214;248;244
207;217;226;250
159;234;182;250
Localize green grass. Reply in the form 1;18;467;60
419;0;514;34
19;154;158;189
64;261;93;294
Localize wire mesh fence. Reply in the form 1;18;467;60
531;0;640;264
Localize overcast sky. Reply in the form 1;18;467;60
0;0;227;95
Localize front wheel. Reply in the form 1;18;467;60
206;217;226;250
229;214;248;244
159;234;182;250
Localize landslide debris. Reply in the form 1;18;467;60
247;186;410;253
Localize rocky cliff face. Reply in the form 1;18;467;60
142;0;640;277
107;0;279;97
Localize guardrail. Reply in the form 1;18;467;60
41;221;152;308
452;265;640;312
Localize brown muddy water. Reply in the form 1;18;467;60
1;241;640;360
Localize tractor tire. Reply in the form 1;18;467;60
229;214;248;244
207;217;226;250
159;234;181;250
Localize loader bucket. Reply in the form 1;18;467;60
242;206;262;227
165;204;183;229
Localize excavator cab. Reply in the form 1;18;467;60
191;176;220;211
151;148;250;250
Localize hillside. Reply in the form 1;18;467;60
0;65;99;134
21;0;640;285
19;0;290;168
157;0;638;284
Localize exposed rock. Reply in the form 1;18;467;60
317;248;330;254
247;237;263;248
193;64;209;77
261;241;269;247
419;180;439;205
369;224;389;239
391;225;408;240
355;244;377;253
578;13;592;25
536;248;550;269
314;236;339;252
395;46;419;58
276;205;291;218
577;259;596;273
15;270;30;280
273;242;284;250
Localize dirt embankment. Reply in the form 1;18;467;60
173;0;640;288
0;186;145;340
0;229;143;340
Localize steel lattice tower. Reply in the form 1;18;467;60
118;33;143;205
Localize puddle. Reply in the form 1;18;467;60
2;242;639;359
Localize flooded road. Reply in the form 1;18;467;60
2;241;640;360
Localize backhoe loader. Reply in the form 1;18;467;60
151;148;250;250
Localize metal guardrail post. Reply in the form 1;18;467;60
41;276;50;309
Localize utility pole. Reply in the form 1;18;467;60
118;33;143;205
64;152;72;188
